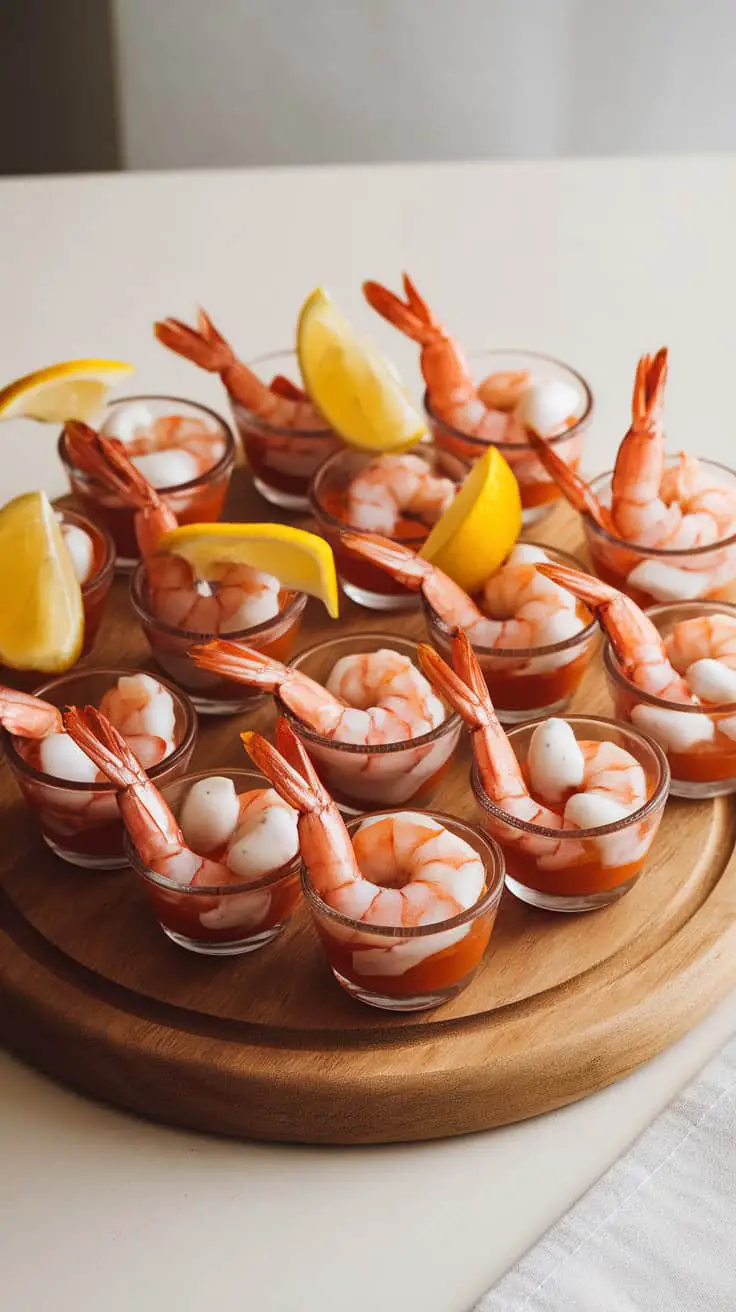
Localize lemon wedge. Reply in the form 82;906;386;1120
0;359;134;423
297;287;426;452
158;522;340;618
0;491;84;671
419;447;522;592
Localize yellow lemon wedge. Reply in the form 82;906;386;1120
0;491;84;672
158;522;340;619
0;359;134;423
297;287;426;452
419;447;522;592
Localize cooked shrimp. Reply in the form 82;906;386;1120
98;408;226;484
242;722;484;926
64;422;282;634
339;533;586;650
363;275;581;449
0;687;63;739
189;641;445;743
535;561;692;702
154;309;324;430
98;673;176;769
664;613;736;704
346;453;455;535
63;707;298;887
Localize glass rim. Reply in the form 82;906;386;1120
424;347;594;451
129;563;308;642
277;631;462;752
1;666;197;792
471;713;670;839
422;542;599;658
302;807;505;937
56;505;116;594
603;601;736;712
308;443;465;548
57;392;237;496
231;347;333;438
583;462;736;557
126;767;302;895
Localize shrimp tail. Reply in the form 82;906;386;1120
62;705;145;788
362;275;438;346
154;314;235;376
189;640;289;688
64;421;126;484
525;431;612;530
633;348;668;424
536;561;666;679
339;531;431;591
269;374;307;402
416;637;489;731
241;728;320;813
0;687;63;738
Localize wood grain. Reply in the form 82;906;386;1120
1;471;735;1144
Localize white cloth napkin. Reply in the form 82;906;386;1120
476;1036;736;1311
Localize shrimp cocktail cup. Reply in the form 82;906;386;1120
64;425;310;714
340;535;598;723
542;563;736;800
191;633;463;815
363;275;593;526
59;399;236;568
62;712;302;955
309;443;467;610
0;671;196;869
244;724;505;1011
529;349;736;607
418;631;669;913
154;311;340;510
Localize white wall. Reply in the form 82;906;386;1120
113;0;736;170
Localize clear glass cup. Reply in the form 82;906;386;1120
422;544;598;723
128;768;302;956
130;566;308;715
303;810;505;1011
229;349;340;510
2;668;197;869
58;394;237;569
425;349;594;527
309;442;468;610
581;461;736;607
472;715;670;912
277;632;462;814
604;599;736;798
0;508;116;693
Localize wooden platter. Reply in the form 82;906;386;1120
1;470;736;1144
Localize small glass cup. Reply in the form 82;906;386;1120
277;632;463;814
472;715;670;912
130;566;308;715
58;394;237;569
422;544;598;724
128;768;302;955
303;810;505;1011
581;461;736;607
425;349;594;527
1;668;197;869
0;508;116;693
309;442;468;610
604;599;736;799
230;349;340;510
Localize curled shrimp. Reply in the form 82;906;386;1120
154;308;324;430
242;722;485;929
664;613;736;706
346;452;456;536
339;532;586;651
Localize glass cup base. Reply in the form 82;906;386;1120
43;834;128;870
332;968;463;1011
162;924;284;956
505;871;639;913
340;579;420;612
252;474;309;512
668;775;736;800
496;694;574;726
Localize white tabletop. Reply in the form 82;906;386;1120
1;157;736;1312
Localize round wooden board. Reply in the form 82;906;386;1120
1;470;736;1145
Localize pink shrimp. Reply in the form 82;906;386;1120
154;308;323;430
0;687;62;739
